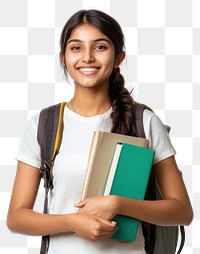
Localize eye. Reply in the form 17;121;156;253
71;46;81;52
95;45;107;51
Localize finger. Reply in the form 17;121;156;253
97;217;117;228
99;228;118;235
100;225;118;233
78;208;87;214
74;199;86;207
96;234;112;240
96;229;118;240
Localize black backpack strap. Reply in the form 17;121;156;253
37;102;65;254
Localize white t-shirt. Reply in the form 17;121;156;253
15;106;176;254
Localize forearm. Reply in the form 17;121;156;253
117;196;193;226
7;207;117;241
7;208;73;236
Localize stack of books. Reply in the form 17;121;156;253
81;131;155;242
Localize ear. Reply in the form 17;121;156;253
114;51;125;68
60;52;65;66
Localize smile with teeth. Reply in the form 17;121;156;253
78;67;99;75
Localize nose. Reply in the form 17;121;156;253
81;48;95;63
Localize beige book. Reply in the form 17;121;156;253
81;131;149;200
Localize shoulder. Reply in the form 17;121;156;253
28;103;62;130
20;112;41;147
30;113;40;126
143;109;168;134
24;113;40;135
15;112;41;168
142;109;176;164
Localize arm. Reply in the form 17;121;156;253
76;156;193;226
117;156;193;226
7;161;117;240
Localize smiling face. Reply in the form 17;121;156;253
63;23;118;90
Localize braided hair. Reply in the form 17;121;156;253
59;9;135;135
109;67;135;135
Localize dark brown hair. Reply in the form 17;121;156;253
60;9;135;135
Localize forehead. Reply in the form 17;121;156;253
68;23;111;42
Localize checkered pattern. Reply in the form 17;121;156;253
0;0;199;253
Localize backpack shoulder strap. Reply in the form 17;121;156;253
37;102;65;254
37;102;66;189
133;102;153;138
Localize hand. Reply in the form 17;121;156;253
74;195;120;220
68;213;118;241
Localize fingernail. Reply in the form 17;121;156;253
111;221;117;226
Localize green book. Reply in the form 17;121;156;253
104;142;155;242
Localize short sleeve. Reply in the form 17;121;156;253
143;109;176;165
15;114;41;169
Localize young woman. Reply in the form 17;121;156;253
7;9;193;254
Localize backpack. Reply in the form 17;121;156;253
133;103;185;254
37;102;185;254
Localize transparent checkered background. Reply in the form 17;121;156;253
0;0;199;253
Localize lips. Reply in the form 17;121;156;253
77;67;100;75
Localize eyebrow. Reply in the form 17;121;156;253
67;38;111;44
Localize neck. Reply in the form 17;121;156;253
68;91;111;117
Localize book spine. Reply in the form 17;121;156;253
104;143;122;196
80;132;99;200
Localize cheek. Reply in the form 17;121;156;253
65;53;79;69
103;58;115;73
69;55;80;62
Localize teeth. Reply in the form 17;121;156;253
79;68;98;72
